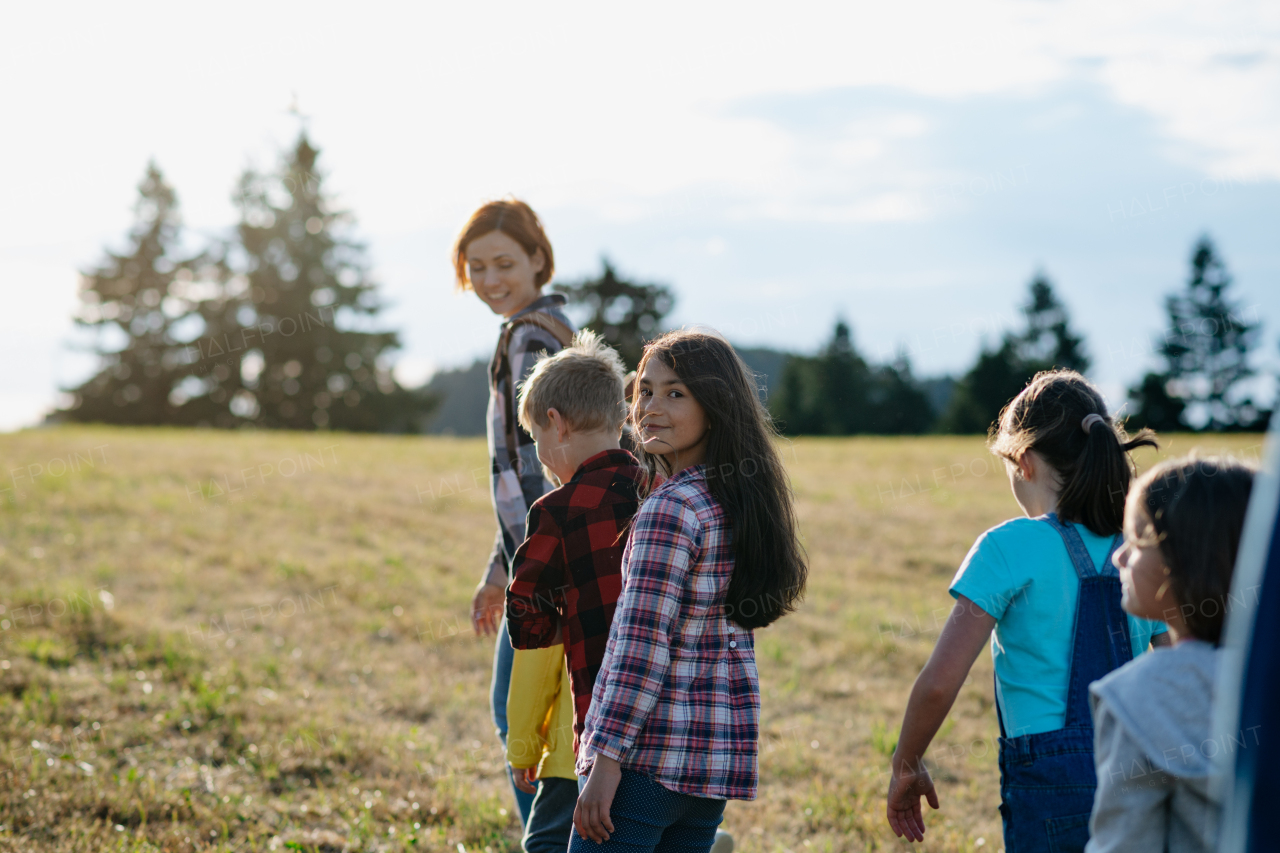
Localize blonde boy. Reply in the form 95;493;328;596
504;331;647;853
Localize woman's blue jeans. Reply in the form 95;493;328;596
568;769;725;853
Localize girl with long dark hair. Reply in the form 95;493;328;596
572;329;808;853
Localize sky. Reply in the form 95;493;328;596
2;1;1278;430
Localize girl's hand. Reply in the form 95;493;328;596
510;764;538;795
886;760;939;842
886;595;993;842
471;581;505;636
574;755;622;843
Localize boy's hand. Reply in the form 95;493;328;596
510;764;538;795
574;755;621;843
886;760;939;843
471;581;505;636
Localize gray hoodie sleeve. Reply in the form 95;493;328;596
1086;697;1172;853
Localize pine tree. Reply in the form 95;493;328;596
941;272;1090;434
1017;273;1090;373
553;259;675;369
230;133;434;431
1125;373;1186;432
771;353;822;435
63;163;198;424
1148;237;1261;430
867;353;935;434
814;320;873;434
938;338;1028;434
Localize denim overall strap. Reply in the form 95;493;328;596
1042;514;1132;729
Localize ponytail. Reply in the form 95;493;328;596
1058;416;1159;535
990;370;1158;536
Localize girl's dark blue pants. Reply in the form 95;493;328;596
568;769;726;853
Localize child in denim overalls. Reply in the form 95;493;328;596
887;371;1169;853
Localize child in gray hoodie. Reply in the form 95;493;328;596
1087;455;1255;853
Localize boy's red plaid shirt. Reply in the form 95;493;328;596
505;448;646;741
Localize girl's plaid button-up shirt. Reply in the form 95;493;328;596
577;464;760;800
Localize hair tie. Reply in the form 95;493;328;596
1081;413;1106;433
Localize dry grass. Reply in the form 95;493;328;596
0;427;1263;852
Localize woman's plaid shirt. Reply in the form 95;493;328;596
482;294;575;585
505;449;646;742
577;464;761;800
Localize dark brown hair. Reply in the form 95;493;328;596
452;199;555;291
1129;456;1255;644
632;330;808;629
989;370;1158;536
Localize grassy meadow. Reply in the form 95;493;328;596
0;426;1264;852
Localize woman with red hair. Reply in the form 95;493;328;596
452;199;576;826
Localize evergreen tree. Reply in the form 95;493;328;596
1125;373;1186;432
1129;236;1262;431
553;259;675;369
813;320;873;434
938;338;1028;434
1016;273;1090;373
867;353;935;434
771;321;871;435
63;163;199;424
941;272;1089;434
771;321;933;435
60;136;435;432
228;133;434;431
771;353;823;435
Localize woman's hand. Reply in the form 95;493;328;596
510;764;538;795
471;581;506;636
573;755;622;843
886;759;939;842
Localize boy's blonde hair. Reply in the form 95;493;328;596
518;330;627;434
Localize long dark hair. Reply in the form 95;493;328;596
1131;456;1255;644
989;370;1158;536
632;330;807;629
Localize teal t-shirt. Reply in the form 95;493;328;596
949;517;1167;737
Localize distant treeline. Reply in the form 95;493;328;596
58;130;1271;436
424;239;1271;436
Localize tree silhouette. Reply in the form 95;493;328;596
1125;373;1187;432
938;338;1029;434
867;353;937;435
62;163;203;424
1016;273;1090;373
553;259;675;369
1128;236;1264;431
229;133;432;430
59;136;434;431
771;320;934;435
941;272;1089;433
